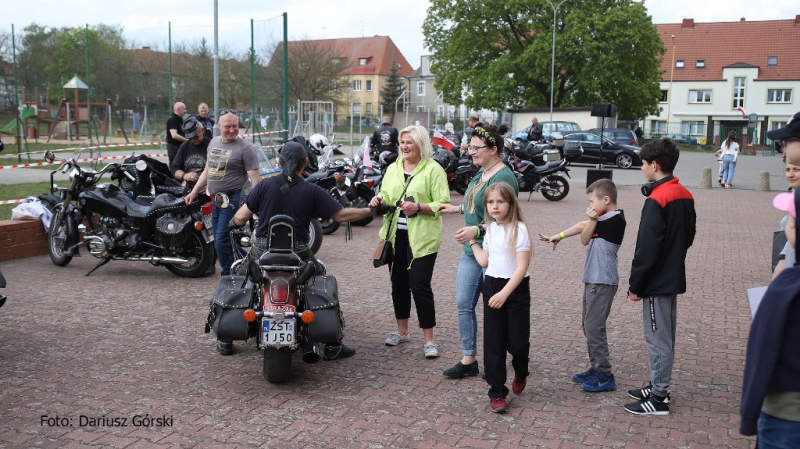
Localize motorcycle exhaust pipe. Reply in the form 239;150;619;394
301;342;321;364
126;256;190;264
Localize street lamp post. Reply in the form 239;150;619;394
666;35;676;134
545;0;567;123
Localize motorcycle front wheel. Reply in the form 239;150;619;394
309;220;323;254
541;175;570;202
263;347;292;384
320;217;340;235
165;231;215;277
48;205;73;267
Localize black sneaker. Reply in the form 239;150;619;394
322;343;356;361
627;382;652;400
624;393;670;416
216;340;234;356
443;361;479;378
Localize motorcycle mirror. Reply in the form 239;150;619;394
135;160;148;171
44;150;55;163
215;192;230;209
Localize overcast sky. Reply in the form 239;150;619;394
5;0;800;67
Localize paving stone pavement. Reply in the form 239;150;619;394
0;166;782;448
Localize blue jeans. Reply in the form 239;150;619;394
211;192;240;276
455;252;485;356
759;410;800;449
722;154;737;185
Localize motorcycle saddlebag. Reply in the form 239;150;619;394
305;275;343;343
208;276;254;341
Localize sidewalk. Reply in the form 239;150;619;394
0;178;774;447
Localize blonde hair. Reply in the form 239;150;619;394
483;182;534;259
400;125;433;160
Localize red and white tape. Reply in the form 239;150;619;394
0;198;31;205
0;129;288;157
0;154;169;170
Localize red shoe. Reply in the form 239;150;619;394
512;372;529;394
490;397;507;413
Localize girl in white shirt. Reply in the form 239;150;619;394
469;181;532;413
716;130;740;188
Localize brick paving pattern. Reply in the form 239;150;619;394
0;156;782;447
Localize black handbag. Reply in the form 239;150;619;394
373;174;414;268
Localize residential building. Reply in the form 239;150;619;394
406;55;497;130
644;16;800;147
269;36;414;121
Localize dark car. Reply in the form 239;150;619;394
586;128;638;146
563;132;642;169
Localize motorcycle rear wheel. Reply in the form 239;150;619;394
541;175;570;202
48;205;73;267
263;347;292;384
165;231;215;277
309;220;323;254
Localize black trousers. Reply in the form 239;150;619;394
483;275;531;398
167;144;180;168
389;230;437;329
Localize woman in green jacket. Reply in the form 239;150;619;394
369;125;451;358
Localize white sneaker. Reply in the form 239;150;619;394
385;332;410;346
424;342;439;358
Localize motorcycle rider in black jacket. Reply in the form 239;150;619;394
230;142;379;360
371;116;399;164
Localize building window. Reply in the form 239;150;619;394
328;81;338;91
768;56;778;67
437;105;444;117
651;120;666;135
675;59;685;69
416;105;426;112
366;103;373;115
659;90;668;103
353;80;362;91
352;104;362;115
767;89;792;103
366;80;372;92
689;90;712;103
682;121;705;136
331;58;339;65
298;62;309;69
417;81;426;96
733;77;745;108
695;59;705;69
359;58;367;66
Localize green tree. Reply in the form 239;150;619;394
380;59;404;119
423;0;665;119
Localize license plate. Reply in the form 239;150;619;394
262;318;295;345
203;214;213;232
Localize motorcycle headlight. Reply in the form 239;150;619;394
69;168;79;180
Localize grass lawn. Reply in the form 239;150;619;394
0;182;55;221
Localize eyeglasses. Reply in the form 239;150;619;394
468;145;489;153
219;108;238;117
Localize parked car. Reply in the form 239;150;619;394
586;128;638;146
562;132;642;169
666;134;699;145
515;121;581;141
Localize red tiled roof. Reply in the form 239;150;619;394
272;36;414;77
656;16;800;81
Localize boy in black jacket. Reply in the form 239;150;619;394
624;138;696;415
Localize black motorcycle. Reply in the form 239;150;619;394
504;152;571;201
208;214;343;384
47;152;215;277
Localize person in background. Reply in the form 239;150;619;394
716;130;740;189
171;117;210;189
371;116;399;157
460;114;480;152
369;125;451;359
527;117;544;142
166;102;187;167
195;103;215;140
